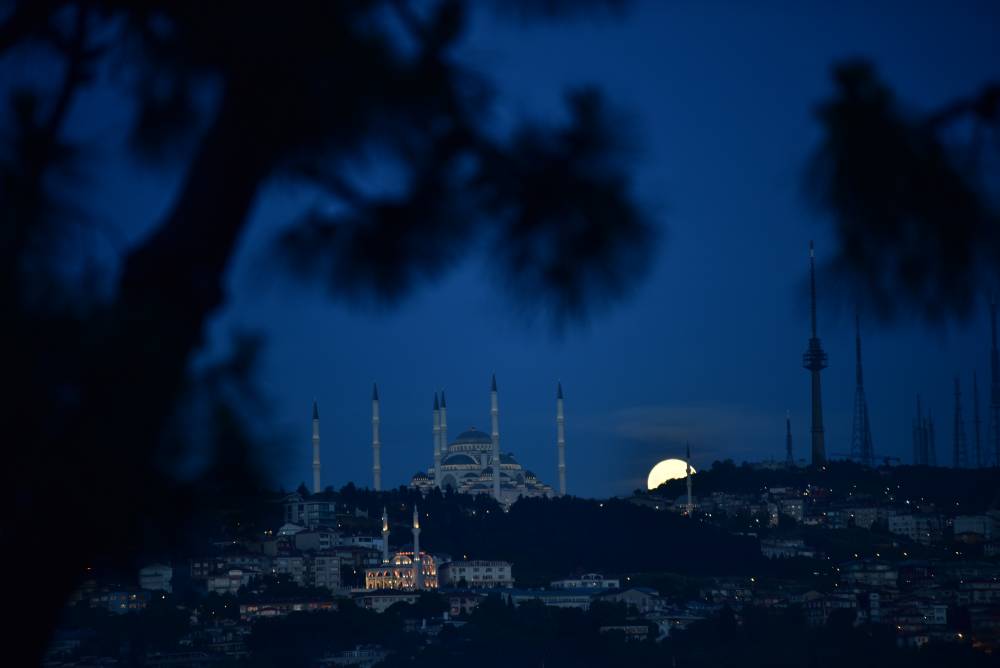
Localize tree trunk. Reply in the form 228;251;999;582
14;86;276;663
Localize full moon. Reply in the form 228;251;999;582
647;458;695;490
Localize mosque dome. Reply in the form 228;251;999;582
442;452;478;466
452;428;491;445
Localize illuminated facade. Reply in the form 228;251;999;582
365;552;438;591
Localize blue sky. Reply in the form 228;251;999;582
68;1;1000;497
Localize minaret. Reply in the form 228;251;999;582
432;393;441;487
927;409;937;466
312;400;321;494
372;384;382;491
381;507;390;564
785;410;794;467
973;372;983;468
491;374;501;502
411;505;423;590
990;295;1000;467
802;241;828;466
556;382;566;496
849;309;875;466
913;395;925;465
685;443;693;517
439;390;448;461
953;375;968;468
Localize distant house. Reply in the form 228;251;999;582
354;591;419;613
239;598;337;620
439;560;514;589
803;591;856;627
445;591;487;616
207;569;256;596
550;573;619;590
91;587;151;614
594;587;661;613
294;527;340;552
284;493;337;529
840;559;898;589
888;513;943;545
501;589;596;610
953;515;996;541
139;563;173;593
598;625;650;641
760;538;816;559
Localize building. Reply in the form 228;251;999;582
311;553;342;592
273;555;307;586
777;498;805;521
598;625;650;641
550;573;620;590
139;563;173;593
840;559;898;589
283;493;337;529
438;560;514;588
954;515;996;541
354;591;420;613
294;528;341;552
407;378;556;504
364;506;438;590
364;553;438;591
445;592;487;616
322;645;389;668
500;589;596;610
91;588;151;614
207;569;256;596
239;598;337;620
958;580;1000;606
803;591;856;627
888;513;943;545
595;587;661;613
760;538;816;559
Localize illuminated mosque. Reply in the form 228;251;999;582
306;375;567;506
365;507;438;591
406;376;563;505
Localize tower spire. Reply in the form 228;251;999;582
556;381;566;496
491;374;501;502
973;372;983;468
372;384;381;491
802;241;828;466
311;400;322;493
439;390;448;461
381;507;390;564
785;410;794;467
850;308;875;466
954;375;968;468
927;408;937;467
432;393;441;488
685;442;693;517
990;294;1000;467
913;395;926;465
412;505;423;590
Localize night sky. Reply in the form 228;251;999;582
72;2;1000;497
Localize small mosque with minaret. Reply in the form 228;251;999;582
407;375;559;504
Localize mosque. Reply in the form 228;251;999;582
308;375;567;506
407;376;562;504
365;507;438;591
